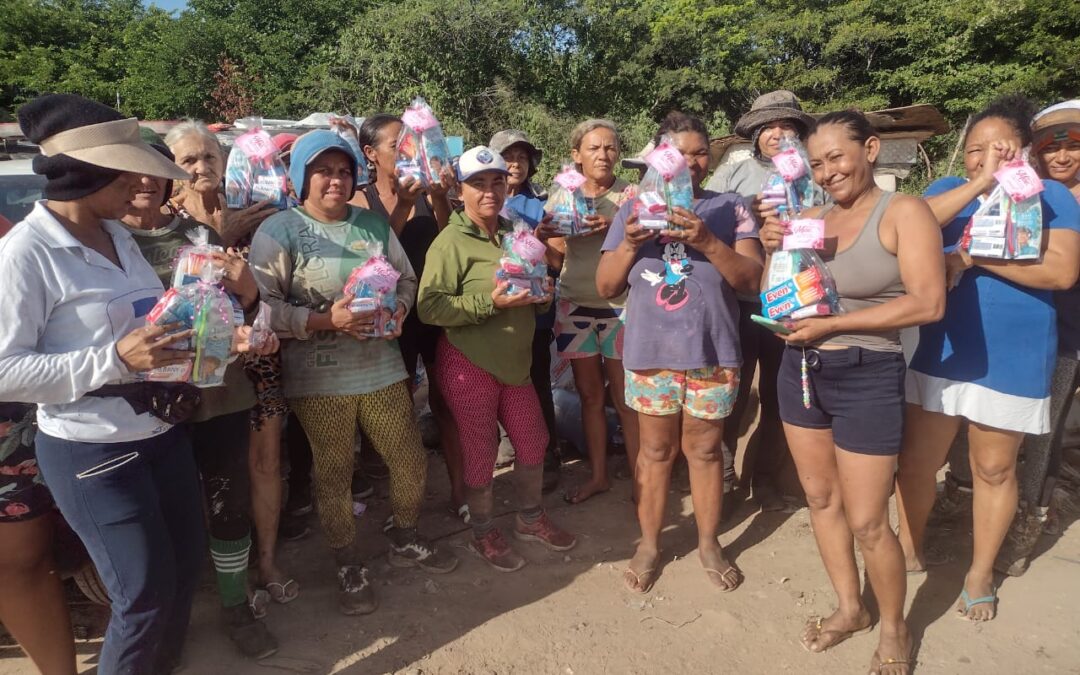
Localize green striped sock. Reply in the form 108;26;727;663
209;535;251;608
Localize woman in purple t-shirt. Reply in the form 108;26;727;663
597;112;764;594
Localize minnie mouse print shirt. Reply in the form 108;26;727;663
603;191;757;371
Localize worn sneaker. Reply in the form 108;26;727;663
224;603;278;660
514;512;577;552
351;472;374;500
387;527;459;574
278;512;311;542
467;528;526;572
285;483;313;517
338;565;378;616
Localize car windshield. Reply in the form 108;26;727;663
0;173;46;224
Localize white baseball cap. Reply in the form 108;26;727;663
457;145;510;182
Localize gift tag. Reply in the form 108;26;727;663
234;130;277;162
782;218;825;250
645;143;688;181
994;160;1044;203
554;167;586;192
771;147;807;182
512;233;547;263
402;106;439;133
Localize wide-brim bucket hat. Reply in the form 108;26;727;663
489;130;543;176
733;90;815;139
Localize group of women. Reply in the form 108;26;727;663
0;88;1077;675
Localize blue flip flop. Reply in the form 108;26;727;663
957;587;997;620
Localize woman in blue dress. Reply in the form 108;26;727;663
896;96;1080;622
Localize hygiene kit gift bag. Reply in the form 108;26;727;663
395;97;452;188
171;226;225;287
545;164;593;237
145;284;238;387
636;136;694;230
495;220;549;297
960;158;1045;260
758;134;831;320
343;242;401;337
225;122;290;210
328;114;371;186
760;249;841;321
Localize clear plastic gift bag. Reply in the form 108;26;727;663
225;125;290;210
961;158;1045;260
636;136;694;230
760;249;841;321
328;113;371;186
344;242;401;337
145;283;238;387
495;220;549;296
395;97;451;188
545;164;592;237
760;135;826;303
171;226;225;288
760;136;817;221
250;301;274;351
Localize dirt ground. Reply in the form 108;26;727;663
2;411;1080;674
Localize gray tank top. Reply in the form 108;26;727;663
819;191;904;352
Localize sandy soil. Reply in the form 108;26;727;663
4;372;1080;675
2;447;1078;675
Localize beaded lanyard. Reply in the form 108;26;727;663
801;347;812;409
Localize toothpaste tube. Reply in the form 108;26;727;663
790;303;834;320
761;267;827;319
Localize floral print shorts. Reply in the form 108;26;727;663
0;404;52;522
625;366;740;421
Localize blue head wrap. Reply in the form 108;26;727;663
288;130;359;201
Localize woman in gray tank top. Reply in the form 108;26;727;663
759;111;946;675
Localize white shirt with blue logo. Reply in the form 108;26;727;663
0;201;169;442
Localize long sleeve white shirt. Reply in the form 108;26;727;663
0;202;170;442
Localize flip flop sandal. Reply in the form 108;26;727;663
446;503;471;524
265;579;300;604
249;589;270;620
869;650;912;675
703;566;743;592
956;587;997;621
800;617;874;653
623;566;657;594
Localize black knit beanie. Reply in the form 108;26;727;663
17;94;126;201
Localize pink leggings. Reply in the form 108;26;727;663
436;337;548;487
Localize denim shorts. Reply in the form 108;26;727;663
778;346;906;455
